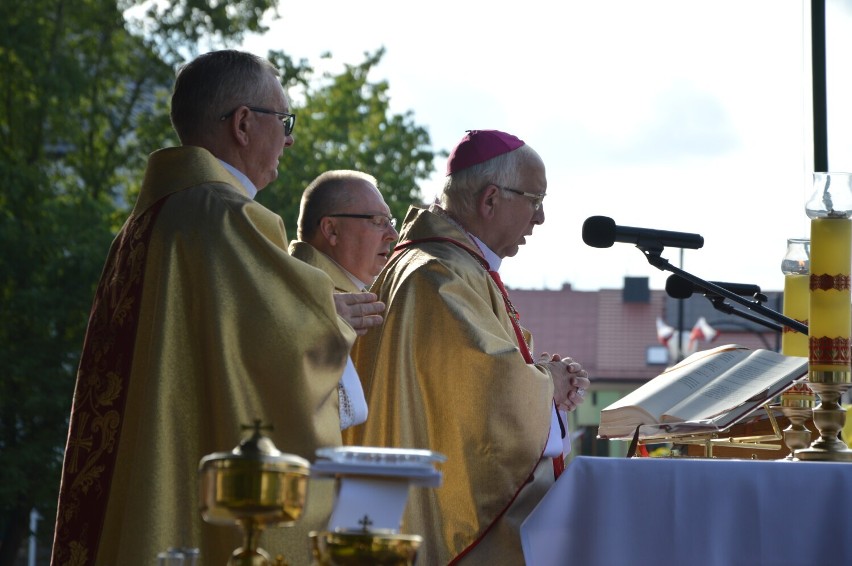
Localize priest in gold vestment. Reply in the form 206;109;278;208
347;130;591;565
50;51;384;566
289;170;399;432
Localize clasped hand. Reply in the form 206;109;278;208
538;352;590;412
334;292;385;335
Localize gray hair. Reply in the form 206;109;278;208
439;144;539;218
297;170;379;241
170;50;281;144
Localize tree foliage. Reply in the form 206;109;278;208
0;2;435;564
258;48;434;229
0;0;173;562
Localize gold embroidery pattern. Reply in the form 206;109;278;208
52;204;162;565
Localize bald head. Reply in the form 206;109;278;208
297;170;380;240
297;170;399;283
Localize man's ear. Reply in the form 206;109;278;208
478;183;500;220
223;107;252;147
318;216;340;246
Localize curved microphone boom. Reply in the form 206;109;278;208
582;216;704;250
581;214;807;335
665;275;762;299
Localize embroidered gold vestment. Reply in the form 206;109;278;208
346;205;555;565
51;147;354;566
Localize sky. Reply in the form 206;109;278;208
240;0;852;292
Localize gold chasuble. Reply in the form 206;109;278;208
288;240;361;293
51;147;355;566
346;205;556;565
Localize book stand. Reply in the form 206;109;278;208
627;404;787;459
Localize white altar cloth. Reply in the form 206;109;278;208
521;455;852;566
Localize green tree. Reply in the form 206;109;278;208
259;48;435;228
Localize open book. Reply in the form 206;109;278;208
598;344;808;440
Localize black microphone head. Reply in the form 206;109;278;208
665;275;694;299
582;216;617;248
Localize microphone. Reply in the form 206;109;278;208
665;274;762;299
582;216;704;250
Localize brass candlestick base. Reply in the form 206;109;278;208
775;405;814;460
796;372;852;462
309;530;422;566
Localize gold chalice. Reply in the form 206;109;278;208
309;529;422;566
308;446;445;566
199;421;311;565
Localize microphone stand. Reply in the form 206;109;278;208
705;296;783;333
639;246;808;336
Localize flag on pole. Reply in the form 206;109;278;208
688;316;718;350
656;317;675;345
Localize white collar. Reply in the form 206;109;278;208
218;159;258;200
470;235;502;272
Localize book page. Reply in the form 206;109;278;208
661;350;807;423
601;345;748;424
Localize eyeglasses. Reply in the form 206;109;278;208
220;106;296;136
496;185;546;211
325;214;397;230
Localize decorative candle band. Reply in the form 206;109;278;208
809;336;852;365
810;273;852;291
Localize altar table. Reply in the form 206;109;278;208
521;456;852;566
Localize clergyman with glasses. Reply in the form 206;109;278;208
290;169;399;294
345;129;591;565
50;50;384;566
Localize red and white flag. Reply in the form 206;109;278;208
656;317;675;345
688;316;718;350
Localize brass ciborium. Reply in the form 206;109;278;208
199;421;311;565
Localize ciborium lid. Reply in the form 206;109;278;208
199;420;310;471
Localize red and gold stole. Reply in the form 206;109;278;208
51;200;166;566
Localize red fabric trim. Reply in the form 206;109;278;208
448;457;544;566
552;453;565;477
51;201;165;566
487;269;533;363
